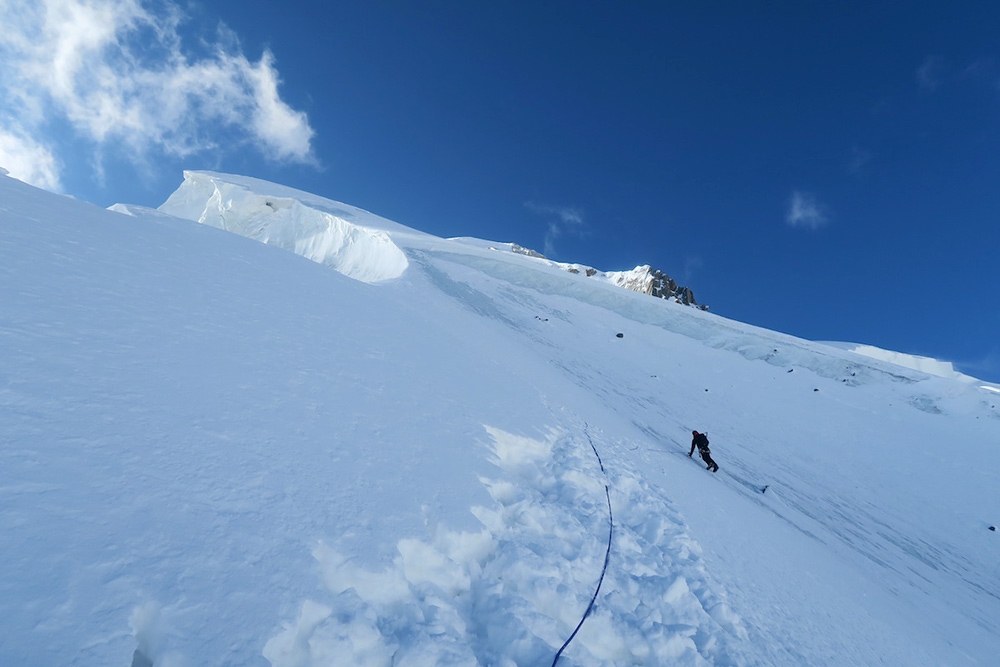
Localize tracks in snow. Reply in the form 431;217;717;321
265;425;747;666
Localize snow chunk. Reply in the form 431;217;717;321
107;203;137;216
158;171;408;283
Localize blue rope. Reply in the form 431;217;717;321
588;438;606;474
552;428;613;666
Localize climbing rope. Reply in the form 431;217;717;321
551;426;614;667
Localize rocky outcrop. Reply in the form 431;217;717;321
499;242;705;310
606;265;703;308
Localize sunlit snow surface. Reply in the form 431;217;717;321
2;171;999;666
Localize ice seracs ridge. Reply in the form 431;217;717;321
159;171;409;283
158;172;703;307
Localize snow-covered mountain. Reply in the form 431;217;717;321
145;170;703;308
2;169;998;666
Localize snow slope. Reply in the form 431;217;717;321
2;170;998;666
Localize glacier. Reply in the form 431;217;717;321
1;168;998;666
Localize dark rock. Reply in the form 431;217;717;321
610;266;702;308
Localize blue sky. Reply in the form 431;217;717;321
2;1;998;381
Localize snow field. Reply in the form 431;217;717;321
4;169;999;666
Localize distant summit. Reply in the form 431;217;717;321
507;243;704;309
605;265;701;308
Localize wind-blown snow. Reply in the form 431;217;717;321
2;169;999;666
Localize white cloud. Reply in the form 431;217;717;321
786;191;829;230
0;0;316;190
247;51;315;163
525;202;586;257
683;256;703;283
0;127;62;191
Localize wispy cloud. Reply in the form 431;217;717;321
917;55;945;92
786;191;829;230
848;146;872;176
0;0;315;190
958;346;1000;384
525;202;587;257
682;256;703;284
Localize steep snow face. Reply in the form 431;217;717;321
5;170;1000;667
159;170;409;283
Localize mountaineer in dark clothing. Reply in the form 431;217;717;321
689;431;719;472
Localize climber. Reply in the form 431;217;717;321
689;430;719;472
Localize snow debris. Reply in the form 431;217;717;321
266;427;745;667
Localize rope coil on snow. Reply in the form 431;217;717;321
551;426;614;667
